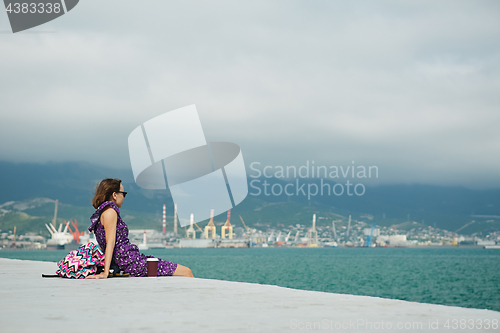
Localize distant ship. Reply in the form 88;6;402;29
177;210;250;248
45;199;95;250
133;230;166;250
179;238;218;248
45;222;73;250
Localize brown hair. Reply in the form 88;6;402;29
92;178;122;209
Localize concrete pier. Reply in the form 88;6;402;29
1;258;499;332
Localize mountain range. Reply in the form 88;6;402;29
0;160;499;237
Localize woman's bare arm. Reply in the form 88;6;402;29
86;208;117;279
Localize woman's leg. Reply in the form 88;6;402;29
172;264;194;277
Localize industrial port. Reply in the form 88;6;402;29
1;199;499;250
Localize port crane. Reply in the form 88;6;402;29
239;215;250;233
194;223;204;234
365;222;376;247
305;214;318;246
204;209;217;239
346;215;351;241
64;219;84;243
332;220;339;244
267;230;275;242
455;220;475;233
441;236;458;246
294;230;300;243
221;210;233;239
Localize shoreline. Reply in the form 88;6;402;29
0;244;492;251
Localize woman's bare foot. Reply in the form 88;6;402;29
172;264;194;277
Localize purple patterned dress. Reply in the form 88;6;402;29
88;201;178;277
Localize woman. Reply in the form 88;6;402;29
86;178;193;279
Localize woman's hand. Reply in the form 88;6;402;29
85;272;108;279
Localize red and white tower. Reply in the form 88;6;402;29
162;204;166;236
173;204;178;235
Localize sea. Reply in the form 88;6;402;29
1;247;499;312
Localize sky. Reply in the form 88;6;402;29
0;0;499;189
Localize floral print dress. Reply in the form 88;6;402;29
88;201;178;277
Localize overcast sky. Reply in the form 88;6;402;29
0;0;499;189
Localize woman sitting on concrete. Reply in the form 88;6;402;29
86;178;193;279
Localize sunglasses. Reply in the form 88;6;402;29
117;191;127;198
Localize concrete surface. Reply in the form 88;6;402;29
0;258;499;332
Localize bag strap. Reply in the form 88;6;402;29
42;272;130;278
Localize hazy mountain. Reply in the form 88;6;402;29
0;160;499;236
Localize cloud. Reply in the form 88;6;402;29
0;0;499;189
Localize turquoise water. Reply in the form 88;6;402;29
1;247;499;312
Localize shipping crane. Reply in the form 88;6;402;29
294;230;300;243
204;209;217;239
455;220;475;233
332;220;339;243
441;236;458;246
239;215;250;233
194;223;204;233
64;219;84;243
221;210;233;239
365;222;376;247
346;215;351;240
